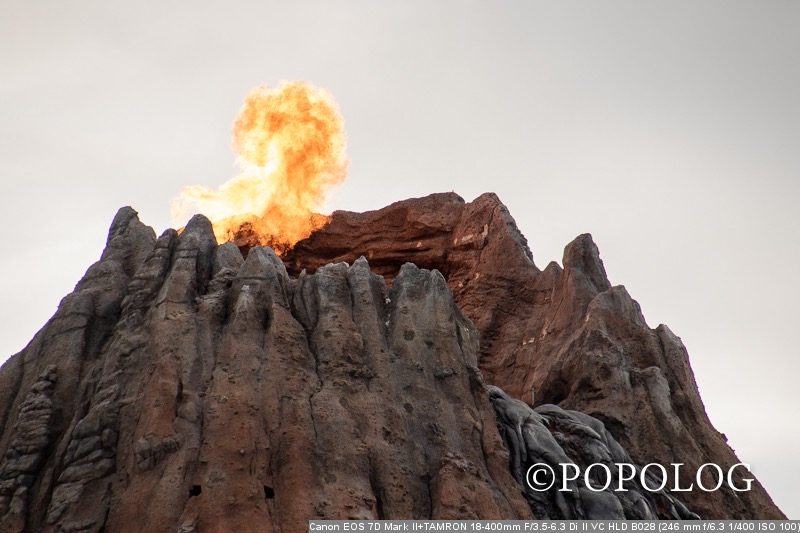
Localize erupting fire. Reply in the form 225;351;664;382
171;81;348;255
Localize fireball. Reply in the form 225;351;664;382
171;81;348;255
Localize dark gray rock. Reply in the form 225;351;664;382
488;386;699;520
0;365;58;530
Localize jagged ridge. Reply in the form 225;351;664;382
0;192;785;532
282;192;784;520
0;209;530;532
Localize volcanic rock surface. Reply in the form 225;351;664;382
0;192;784;532
0;210;533;532
284;192;784;520
488;386;699;520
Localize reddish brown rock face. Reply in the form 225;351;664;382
0;192;785;532
284;192;784;520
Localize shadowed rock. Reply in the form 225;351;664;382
488;386;699;519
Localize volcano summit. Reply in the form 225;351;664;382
0;192;784;532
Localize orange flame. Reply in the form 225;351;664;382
171;81;348;255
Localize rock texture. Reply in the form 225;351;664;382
0;192;785;531
283;192;784;519
0;366;58;532
488;386;699;520
0;208;532;532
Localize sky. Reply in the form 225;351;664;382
1;0;798;518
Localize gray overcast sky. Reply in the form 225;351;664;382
1;0;798;518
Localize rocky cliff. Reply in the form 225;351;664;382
0;193;784;531
283;192;783;520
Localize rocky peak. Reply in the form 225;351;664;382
281;192;784;520
0;193;785;531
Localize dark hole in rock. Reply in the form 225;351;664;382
189;485;202;497
264;485;274;499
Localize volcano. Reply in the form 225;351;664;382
0;192;784;532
